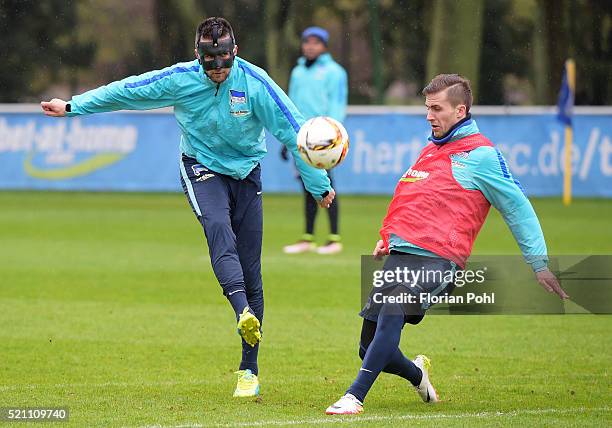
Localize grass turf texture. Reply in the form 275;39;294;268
0;191;610;427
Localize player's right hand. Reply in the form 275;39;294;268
373;239;389;260
41;98;68;117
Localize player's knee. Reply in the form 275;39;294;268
204;217;230;236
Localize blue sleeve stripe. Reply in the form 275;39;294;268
238;62;300;133
495;148;526;193
513;178;527;195
495;149;511;179
124;65;199;89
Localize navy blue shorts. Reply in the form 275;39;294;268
179;154;264;319
360;252;457;325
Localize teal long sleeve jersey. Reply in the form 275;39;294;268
288;53;348;122
67;57;331;199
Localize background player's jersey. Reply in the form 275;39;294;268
390;119;548;271
67;57;331;198
289;53;348;122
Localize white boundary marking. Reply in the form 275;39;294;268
3;382;609;426
140;407;611;428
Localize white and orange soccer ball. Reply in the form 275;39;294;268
296;116;349;170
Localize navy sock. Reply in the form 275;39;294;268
239;341;259;375
384;349;422;386
242;297;263;376
358;319;422;387
347;307;405;402
227;290;249;319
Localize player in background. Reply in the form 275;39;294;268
282;26;348;255
41;17;335;398
325;74;568;415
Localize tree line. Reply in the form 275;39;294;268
1;0;610;105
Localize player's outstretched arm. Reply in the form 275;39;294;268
40;98;68;117
470;147;570;300
41;64;180;117
535;269;569;299
249;64;331;200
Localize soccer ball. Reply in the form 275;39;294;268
296;116;349;170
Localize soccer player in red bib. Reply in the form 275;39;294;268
325;74;568;415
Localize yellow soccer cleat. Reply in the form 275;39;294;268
237;307;261;347
233;369;260;397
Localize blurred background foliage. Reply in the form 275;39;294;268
0;0;610;105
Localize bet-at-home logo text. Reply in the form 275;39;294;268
0;119;137;179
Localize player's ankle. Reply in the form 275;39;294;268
301;233;314;242
328;234;341;243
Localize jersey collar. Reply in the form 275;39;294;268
428;114;480;145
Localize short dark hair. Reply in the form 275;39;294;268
195;17;235;47
422;74;473;112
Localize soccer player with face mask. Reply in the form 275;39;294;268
41;16;335;398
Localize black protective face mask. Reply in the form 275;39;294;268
196;23;235;71
197;39;235;71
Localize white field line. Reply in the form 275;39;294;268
141;407;611;428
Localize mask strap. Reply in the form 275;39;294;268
211;23;221;46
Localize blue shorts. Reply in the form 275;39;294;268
179;154;264;318
359;252;457;324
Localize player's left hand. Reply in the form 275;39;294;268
535;269;569;299
318;188;335;208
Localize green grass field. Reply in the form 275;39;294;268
0;192;610;427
